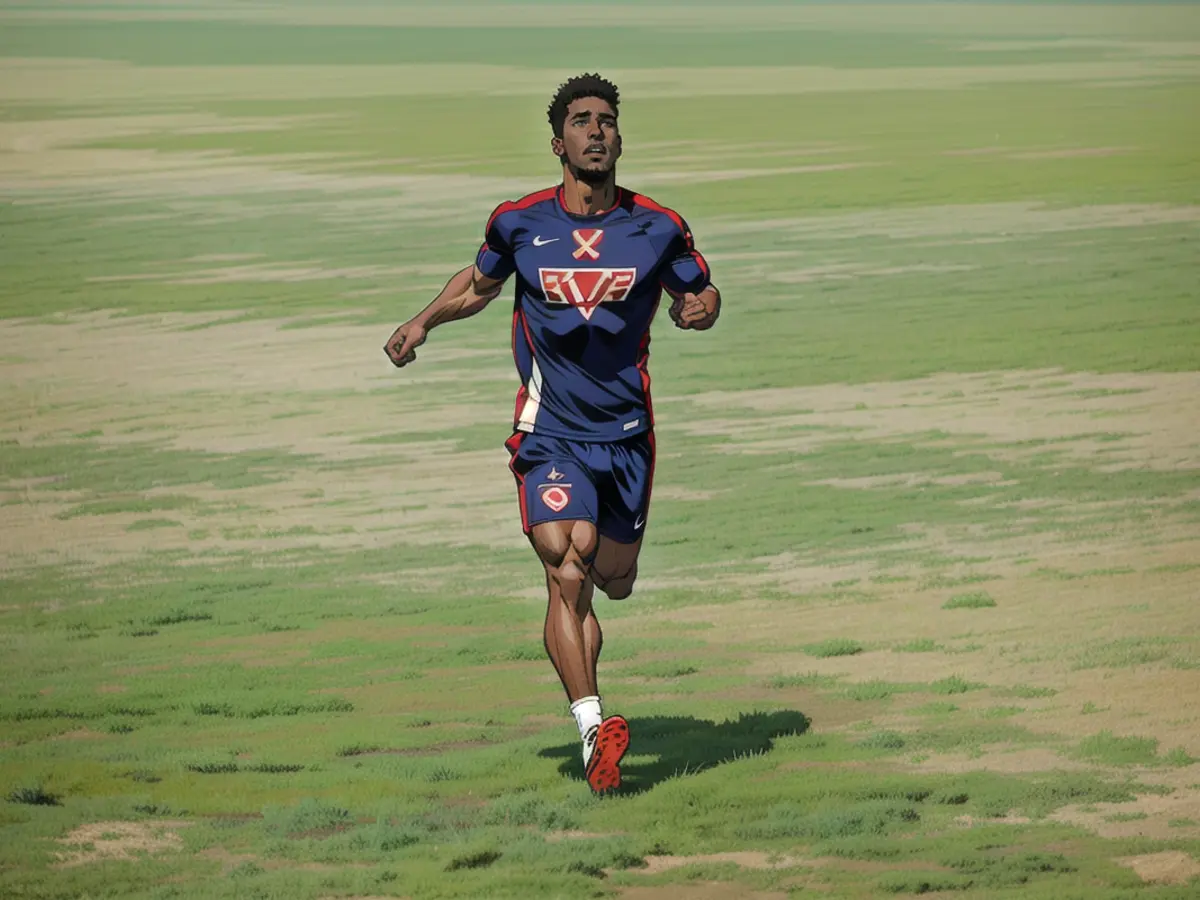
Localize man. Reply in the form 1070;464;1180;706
384;73;721;793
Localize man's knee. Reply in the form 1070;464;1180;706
556;558;589;591
604;577;635;601
596;561;637;600
534;521;598;611
533;520;598;570
550;558;595;617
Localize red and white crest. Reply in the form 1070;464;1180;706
572;229;604;260
540;485;571;512
539;267;637;320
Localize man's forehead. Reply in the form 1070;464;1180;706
567;97;616;118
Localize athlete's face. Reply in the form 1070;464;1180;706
553;96;621;182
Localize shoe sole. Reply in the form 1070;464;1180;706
586;715;630;793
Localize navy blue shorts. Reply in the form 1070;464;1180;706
505;430;655;545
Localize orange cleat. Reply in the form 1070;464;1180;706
585;715;630;793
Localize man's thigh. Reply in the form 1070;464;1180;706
508;433;599;536
594;432;655;546
593;533;642;584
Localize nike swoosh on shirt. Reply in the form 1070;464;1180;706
531;236;559;246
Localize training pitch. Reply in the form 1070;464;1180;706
1;2;1199;898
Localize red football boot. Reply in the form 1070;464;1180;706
584;715;630;793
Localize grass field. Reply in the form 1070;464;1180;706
2;2;1199;898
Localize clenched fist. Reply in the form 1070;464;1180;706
668;287;720;331
383;321;427;367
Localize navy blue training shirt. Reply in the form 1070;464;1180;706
475;185;712;442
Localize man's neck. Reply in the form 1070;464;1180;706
560;169;618;216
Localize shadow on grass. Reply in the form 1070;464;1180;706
539;710;811;795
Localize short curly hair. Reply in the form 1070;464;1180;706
547;72;620;139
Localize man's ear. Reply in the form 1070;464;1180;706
551;136;565;159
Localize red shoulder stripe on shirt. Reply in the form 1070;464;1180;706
631;191;711;283
628;192;688;242
486;186;558;233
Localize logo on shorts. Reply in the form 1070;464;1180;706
546;467;565;481
539;484;571;513
539;267;637;320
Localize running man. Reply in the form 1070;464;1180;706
384;73;721;792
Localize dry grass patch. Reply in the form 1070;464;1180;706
619;885;789;900
1051;768;1200;840
631;852;808;876
711;200;1200;238
4;58;1199;105
1114;851;1200;885
53;820;189;868
678;369;1200;472
908;748;1088;776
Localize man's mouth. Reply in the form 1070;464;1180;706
585;144;606;155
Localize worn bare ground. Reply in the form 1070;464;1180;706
1048;767;1200;841
5;314;1196;851
4;2;1198;41
1114;851;1200;885
3;3;1190;34
3;315;1198;578
53;820;189;868
618;885;789;900
198;847;372;875
0;111;854;203
699;202;1200;241
0;113;338;154
5;59;1198;105
631;852;807;875
674;368;1200;470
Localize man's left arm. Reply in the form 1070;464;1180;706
659;218;720;331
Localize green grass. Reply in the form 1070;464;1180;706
1073;731;1161;767
803;638;864;658
1000;685;1060;699
1;534;1186;896
0;439;304;494
5;784;61;807
6;20;1124;69
1104;811;1149;823
944;592;999;610
1073;637;1193;670
894;638;941;653
767;672;841;689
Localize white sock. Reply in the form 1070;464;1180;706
570;695;603;741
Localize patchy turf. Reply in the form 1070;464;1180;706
2;2;1198;899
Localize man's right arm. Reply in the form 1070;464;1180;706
385;200;517;368
383;265;506;368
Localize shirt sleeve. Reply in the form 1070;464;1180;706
475;203;517;281
658;216;712;295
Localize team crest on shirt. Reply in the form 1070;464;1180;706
539;484;571;512
539;268;637;320
572;229;603;260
